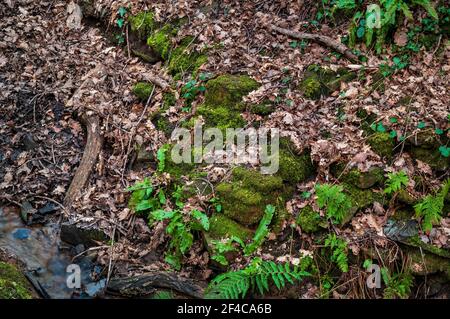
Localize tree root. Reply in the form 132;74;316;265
107;272;206;299
270;24;359;63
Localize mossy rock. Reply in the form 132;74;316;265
278;148;315;185
132;82;154;100
404;247;450;278
204;74;259;107
167;36;207;78
216;167;292;226
296;205;327;233
249;101;275;116
147;25;176;60
129;11;158;40
196;74;260;130
367;132;394;158
164;144;198;179
207;213;253;241
331;164;385;189
408;147;450;171
298;65;356;100
405;235;450;259
0;262;33;299
406;129;440;149
397;189;418;205
341;183;386;225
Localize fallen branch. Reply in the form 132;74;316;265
107;272;206;299
64;65;106;207
270;24;359;63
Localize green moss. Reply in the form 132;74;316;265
208;213;253;241
296;206;325;233
406;247;450;278
129;11;157;39
342;183;386;225
162;92;176;110
299;75;322;100
0;262;33;299
278;149;315;185
409;147;449;171
367;132;394;158
406;235;450;259
333;165;385;189
197;104;246;130
217;167;291;226
164;144;197;178
132;82;154;100
277;139;315;185
147;25;175;60
204;75;259;107
299;65;356;100
249;101;275;116
168;36;207;77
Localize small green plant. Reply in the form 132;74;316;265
150;208;209;270
315;184;352;224
205;257;310;299
115;7;128;44
127;178;166;213
157;144;170;172
381;268;413;299
244;205;275;255
384;171;409;194
324;234;349;272
210;205;276;264
414;179;450;232
210;236;245;266
345;0;438;53
181;78;207;111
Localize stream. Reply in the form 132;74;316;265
0;205;105;299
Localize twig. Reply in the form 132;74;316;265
270;24;359;62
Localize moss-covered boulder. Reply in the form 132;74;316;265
331;164;385;189
406;247;450;278
341;183;386;225
367;132;394;158
409;147;450;171
196;74;260;130
0;262;33;299
146;25;175;60
296;205;327;233
216;167;292;226
299;65;356;100
168;36;208;78
132;82;154;100
129;11;158;40
278;148;315;185
207;213;254;241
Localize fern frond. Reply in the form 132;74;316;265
384;171;409;194
315;184;352;224
414;179;449;232
205;258;310;299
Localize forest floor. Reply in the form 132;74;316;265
0;0;449;299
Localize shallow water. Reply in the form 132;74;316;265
0;206;98;298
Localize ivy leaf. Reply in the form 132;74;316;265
435;128;444;135
389;117;398;123
418;121;426;129
118;7;127;17
376;122;386;133
116;18;124;28
357;26;365;38
439;145;450;158
389;130;397;138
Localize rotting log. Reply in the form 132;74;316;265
270;24;359;63
107;272;206;299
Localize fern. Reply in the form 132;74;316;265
205;258;310;299
414;179;450;232
151;208;209;270
381;268;413;299
384;171;409;194
315;184;352;224
324;234;349;272
244;204;275;255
